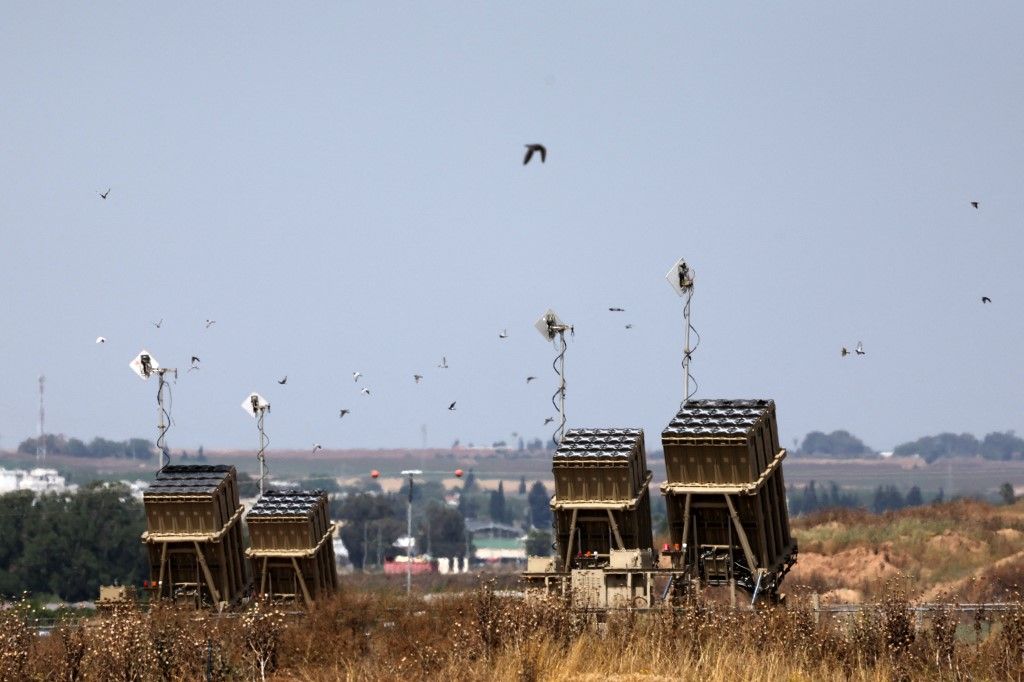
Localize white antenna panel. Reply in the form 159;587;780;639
129;350;160;380
534;309;563;341
242;392;270;418
665;257;695;297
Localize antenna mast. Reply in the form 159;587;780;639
666;258;697;405
130;351;177;473
37;375;45;460
242;393;271;496
535;309;572;447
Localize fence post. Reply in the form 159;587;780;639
811;592;820;625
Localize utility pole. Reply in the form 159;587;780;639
400;469;421;596
37;375;45;460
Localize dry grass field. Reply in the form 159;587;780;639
2;584;1024;681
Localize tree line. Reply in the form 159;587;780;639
794;429;1024;462
0;484;148;601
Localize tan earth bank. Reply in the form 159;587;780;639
787;499;1024;603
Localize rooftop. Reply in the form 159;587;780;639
663;399;774;439
553;428;644;461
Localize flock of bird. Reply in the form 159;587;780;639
89;142;643;453
91;149;990;451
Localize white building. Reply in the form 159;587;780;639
0;467;71;494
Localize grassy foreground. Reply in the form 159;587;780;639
2;584;1024;681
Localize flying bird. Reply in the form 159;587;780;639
204;319;216;329
438;356;449;369
523;144;546;165
312;444;323;454
609;307;625;312
448;401;457;411
353;371;362;382
413;374;423;384
152;319;163;329
339;409;350;418
99;188;110;199
544;417;554;425
499;329;508;339
526;376;536;383
624;324;633;330
361;387;371;396
971;201;979;209
95;336;106;344
855;341;866;356
982;296;992;304
841;347;850;357
188;356;200;371
277;376;287;385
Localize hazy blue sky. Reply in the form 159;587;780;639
2;4;1023;452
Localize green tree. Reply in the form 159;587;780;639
334;493;405;571
799;430;874;458
527;481;552;528
489;482;507;523
525;529;552;557
999;482;1017;505
893;433;979;463
518;476;527;495
417;501;466;559
905;486;924;507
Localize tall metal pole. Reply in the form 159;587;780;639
256;408;268;497
556;331;567;445
406;472;413;596
37;375;45;460
682;287;694;403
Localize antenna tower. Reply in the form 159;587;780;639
242;393;271;496
666;258;698;405
535;309;572;446
37;375;46;460
129;351;177;472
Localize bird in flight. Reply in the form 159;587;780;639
841;347;850;357
360;387;371;396
523;144;546;165
609;307;625;312
855;341;866;356
624;324;633;330
499;329;508;339
353;371;362;382
970;201;979;209
95;336;106;344
526;376;536;383
448;401;457;411
413;374;423;384
99;188;111;200
312;444;323;454
204;319;216;329
188;356;200;371
438;356;449;369
152;319;163;329
544;417;554;425
982;296;992;304
339;409;350;418
277;376;288;385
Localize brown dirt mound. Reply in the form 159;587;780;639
926;530;986;555
788;547;901;588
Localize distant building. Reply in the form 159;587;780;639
0;467;72;494
467;520;526;564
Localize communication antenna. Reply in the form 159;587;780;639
535;309;572;446
241;393;272;496
129;350;177;472
400;469;423;597
665;258;698;405
37;375;46;460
